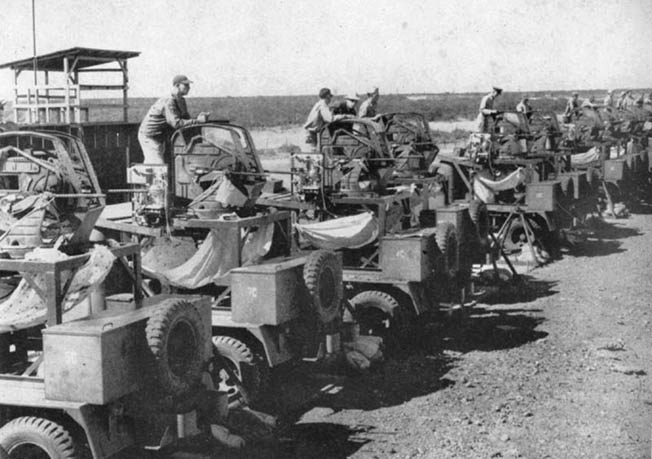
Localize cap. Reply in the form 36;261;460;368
345;94;360;101
319;87;332;99
492;87;503;94
572;92;579;96
607;89;613;94
173;74;193;86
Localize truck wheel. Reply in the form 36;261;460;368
350;290;401;338
468;199;490;248
212;336;269;407
146;299;207;397
503;219;527;253
0;417;78;458
435;222;459;279
303;250;342;324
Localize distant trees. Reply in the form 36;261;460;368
88;92;575;128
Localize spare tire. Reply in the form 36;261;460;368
303;250;343;324
146;299;207;397
468;199;490;248
0;417;77;458
212;335;269;407
350;290;401;337
435;222;459;279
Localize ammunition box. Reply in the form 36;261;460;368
526;181;561;211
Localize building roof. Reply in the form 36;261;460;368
0;47;140;72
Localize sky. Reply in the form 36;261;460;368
0;0;651;98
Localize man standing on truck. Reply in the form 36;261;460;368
304;88;350;146
358;87;380;118
476;87;502;132
138;75;209;164
562;92;580;122
516;96;533;120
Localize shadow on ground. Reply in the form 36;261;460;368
155;423;371;459
557;217;640;258
477;275;559;306
588;218;642;240
433;306;548;354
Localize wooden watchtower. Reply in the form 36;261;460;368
0;47;140;124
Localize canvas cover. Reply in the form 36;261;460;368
571;147;600;165
473;168;527;202
0;245;116;331
144;223;275;289
295;212;379;250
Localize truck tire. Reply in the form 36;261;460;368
303;250;342;324
146;299;207;397
468;199;490;248
350;290;401;337
435;222;459;279
0;417;78;458
212;336;269;407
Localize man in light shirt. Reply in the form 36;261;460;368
516;96;533;120
603;90;614;108
563;92;580;122
358;87;380;118
476;87;502;132
138;75;209;164
304;88;350;146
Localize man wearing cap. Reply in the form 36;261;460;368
304;88;350;146
476;87;502;132
358;87;380;118
332;94;359;116
515;96;533;120
563;92;580;122
138;75;209;164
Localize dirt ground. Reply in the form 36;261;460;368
163;205;652;459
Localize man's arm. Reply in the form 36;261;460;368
164;97;199;129
318;101;335;123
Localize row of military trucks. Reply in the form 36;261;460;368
0;98;650;457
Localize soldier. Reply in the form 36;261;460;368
358;87;380;118
304;88;350;146
603;89;614;108
616;90;633;109
563;92;580;122
516;96;533;120
332;95;359;116
476;87;502;132
138;75;209;164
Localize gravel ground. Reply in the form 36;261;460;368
162;209;652;459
